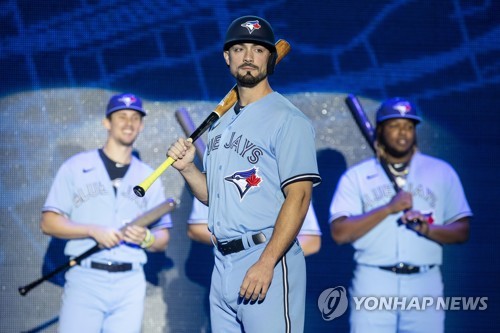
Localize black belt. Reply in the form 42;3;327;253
90;261;133;272
379;263;435;274
217;232;267;256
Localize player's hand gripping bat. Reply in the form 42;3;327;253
345;94;420;228
18;198;177;296
133;39;291;197
175;108;206;161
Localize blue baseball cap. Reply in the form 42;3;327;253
376;97;421;124
106;93;147;117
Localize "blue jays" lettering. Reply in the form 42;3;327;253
207;132;263;164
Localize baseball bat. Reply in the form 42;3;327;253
345;94;399;192
175;108;206;161
345;94;420;228
18;198;177;296
133;39;291;197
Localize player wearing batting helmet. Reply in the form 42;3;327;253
329;97;472;333
167;15;321;333
40;93;172;333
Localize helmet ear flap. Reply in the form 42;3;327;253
267;51;278;75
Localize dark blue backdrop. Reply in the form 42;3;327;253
1;1;498;332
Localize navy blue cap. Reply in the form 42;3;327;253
376;97;421;124
223;15;276;52
106;93;147;117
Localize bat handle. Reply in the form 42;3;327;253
134;112;219;198
18;279;42;296
133;157;176;197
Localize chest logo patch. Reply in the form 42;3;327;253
224;167;262;200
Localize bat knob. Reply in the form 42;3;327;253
18;286;28;296
133;186;145;197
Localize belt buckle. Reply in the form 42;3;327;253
252;232;266;244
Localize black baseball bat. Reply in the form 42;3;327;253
345;94;399;192
18;198;177;296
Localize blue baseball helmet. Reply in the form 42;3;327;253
376;97;421;124
223;15;277;74
106;93;147;117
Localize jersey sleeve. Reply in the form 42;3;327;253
276;114;321;190
42;162;74;217
188;197;209;225
329;169;363;223
442;165;473;224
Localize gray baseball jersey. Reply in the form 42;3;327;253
204;91;321;240
188;197;322;236
329;152;472;266
42;149;172;264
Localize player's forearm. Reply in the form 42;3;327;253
331;204;393;244
426;218;469;244
40;211;96;239
259;183;311;265
180;165;209;204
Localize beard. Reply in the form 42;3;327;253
236;70;267;88
379;135;416;159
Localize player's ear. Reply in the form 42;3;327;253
102;117;111;130
223;51;230;67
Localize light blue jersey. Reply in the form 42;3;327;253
329;152;472;266
205;92;321;240
43;149;172;264
329;151;472;333
188;197;322;237
203;92;320;333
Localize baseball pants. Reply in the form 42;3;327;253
58;265;146;333
349;264;444;333
210;231;306;333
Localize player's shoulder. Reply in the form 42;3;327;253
349;157;378;172
265;92;304;115
63;149;99;166
412;152;457;174
413;152;453;169
130;155;154;172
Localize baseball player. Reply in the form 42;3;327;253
167;15;321;333
40;93;172;333
329;97;472;333
187;197;322;256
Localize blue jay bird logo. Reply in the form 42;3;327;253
240;20;261;34
225;167;262;199
393;101;413;116
118;95;138;107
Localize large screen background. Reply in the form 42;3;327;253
1;1;498;332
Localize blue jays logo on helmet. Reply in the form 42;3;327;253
118;95;138;107
376;97;421;124
106;92;147;116
393;101;412;116
240;20;261;34
224;167;262;200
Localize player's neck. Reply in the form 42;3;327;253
237;81;273;107
102;141;133;166
385;150;415;164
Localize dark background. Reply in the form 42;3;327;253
1;1;498;332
